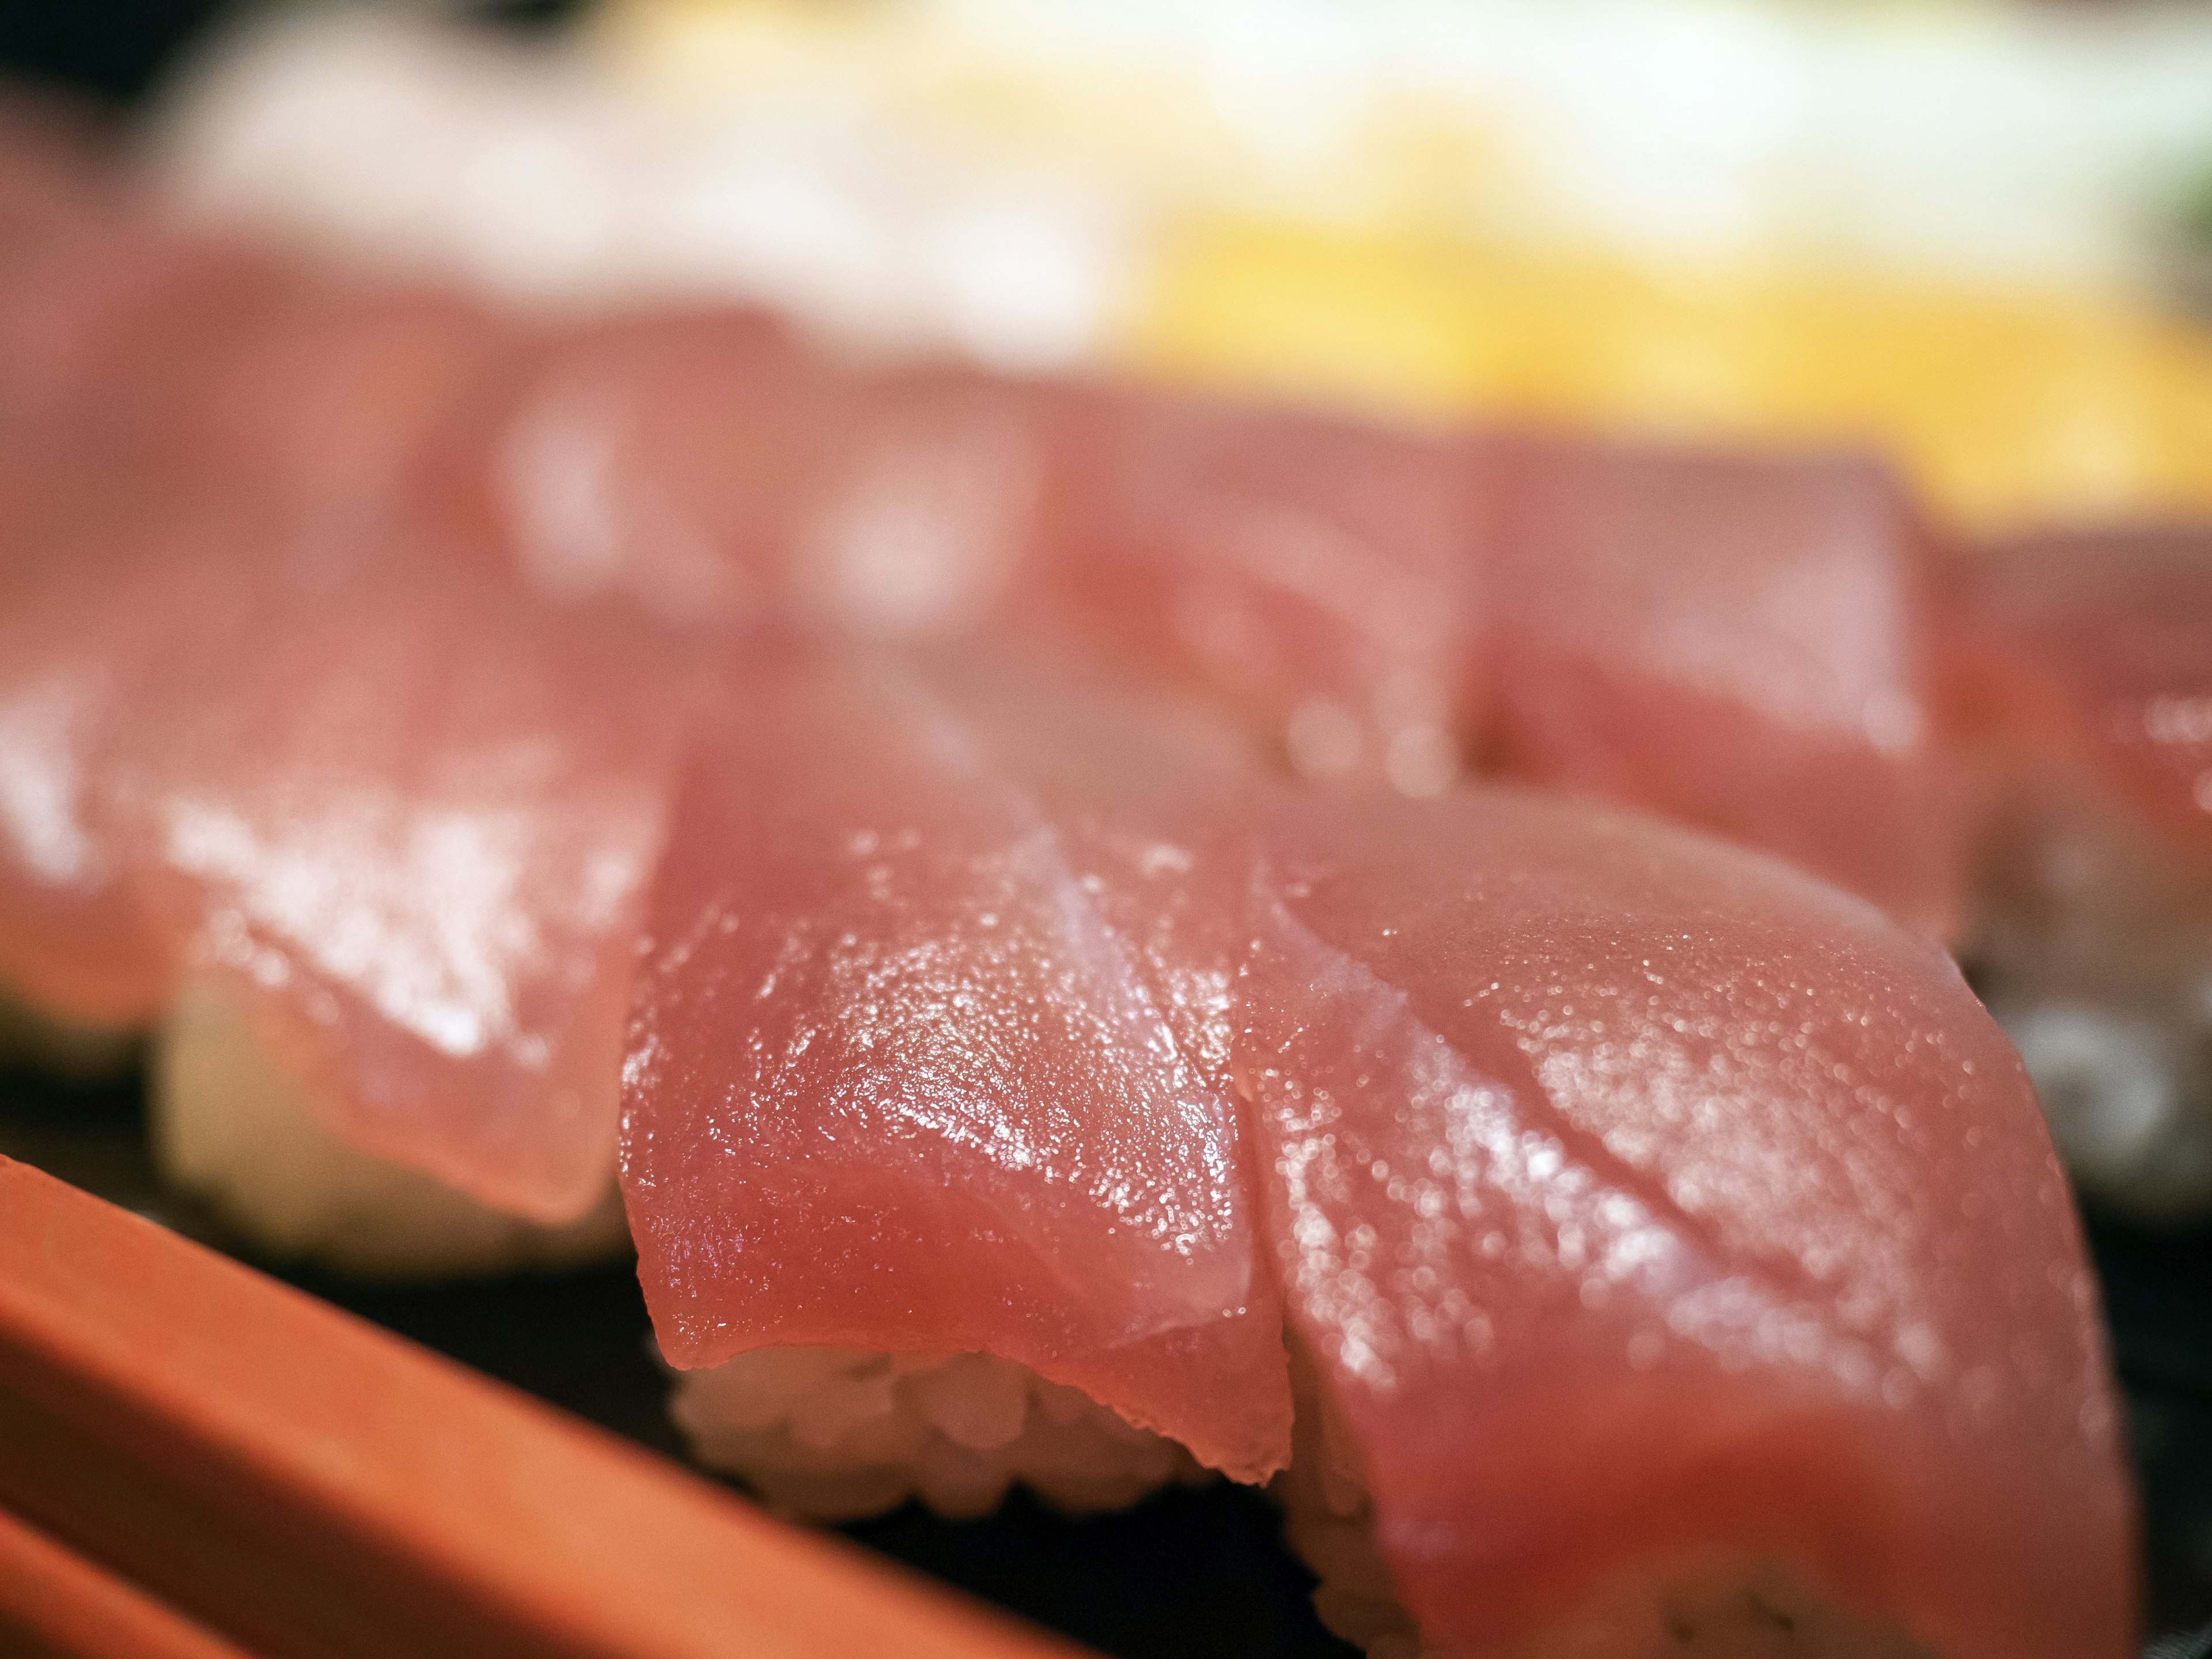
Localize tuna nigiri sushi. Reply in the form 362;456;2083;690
618;639;2128;1652
622;646;1294;1517
1238;787;2131;1659
112;539;691;1273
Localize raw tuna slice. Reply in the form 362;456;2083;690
0;491;263;1027
0;177;508;521
0;263;525;1036
622;647;1293;1510
105;539;696;1223
1945;527;2212;1217
465;310;1055;639
1482;438;1963;940
1237;789;2131;1659
1027;391;1481;797
0;202;306;443
173;276;523;521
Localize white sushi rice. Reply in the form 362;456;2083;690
2005;1000;2212;1215
673;1346;1205;1522
1275;1351;1936;1659
1272;1368;1429;1659
154;972;631;1278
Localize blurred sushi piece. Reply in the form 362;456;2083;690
455;306;1483;790
111;540;685;1272
1480;434;1961;939
1029;389;1479;797
1947;525;2212;1222
0;150;650;1269
0;482;247;1021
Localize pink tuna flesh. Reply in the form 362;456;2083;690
1237;787;2131;1659
0;205;306;444
0;97;108;281
103;540;696;1222
1949;527;2212;852
176;278;524;521
0;487;268;1025
1022;390;1480;796
458;311;1037;634
621;647;1293;1483
472;315;1482;786
1482;438;1963;941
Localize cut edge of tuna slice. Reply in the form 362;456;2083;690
1236;787;2133;1659
1942;525;2212;1220
622;646;1294;1514
107;543;691;1228
1482;435;1965;944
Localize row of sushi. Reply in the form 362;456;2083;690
0;107;2170;1658
20;93;2212;1224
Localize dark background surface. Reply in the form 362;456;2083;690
4;2;2211;1654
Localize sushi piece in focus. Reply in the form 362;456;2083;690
1482;438;1963;941
622;647;1293;1518
1238;789;2131;1659
1946;527;2212;1219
